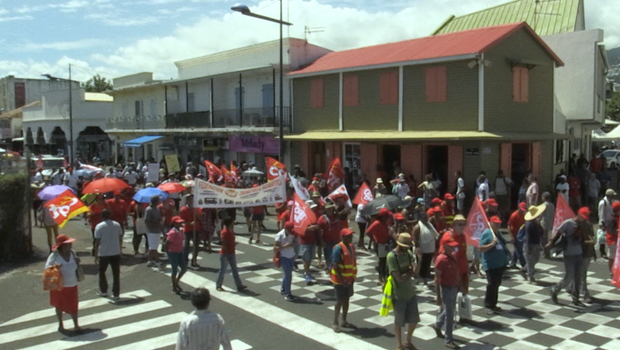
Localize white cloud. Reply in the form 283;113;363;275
0;15;32;22
12;39;110;52
0;8;7;16
86;12;160;26
0;56;104;83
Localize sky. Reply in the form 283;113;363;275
0;0;618;83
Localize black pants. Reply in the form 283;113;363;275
484;267;505;309
184;230;198;263
99;255;121;297
420;253;434;280
132;231;148;254
357;222;367;246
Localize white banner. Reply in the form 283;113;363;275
147;163;159;183
193;176;287;208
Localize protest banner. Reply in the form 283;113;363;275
193;176;286;208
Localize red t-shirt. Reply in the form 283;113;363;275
165;228;185;253
105;198;126;226
508;210;525;239
299;217;319;244
438;231;468;274
318;214;342;242
366;220;390;244
435;253;460;287
88;202;106;229
180;206;201;232
252;205;265;215
220;227;236;255
158;204;173;227
590;158;603;173
278;210;290;223
568;177;581;198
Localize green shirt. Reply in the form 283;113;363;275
386;250;416;300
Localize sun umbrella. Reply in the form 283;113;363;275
74;168;97;178
158;182;186;193
361;195;412;217
37;185;76;201
82;178;130;194
133;187;168;203
242;167;264;177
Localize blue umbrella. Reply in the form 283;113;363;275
133;187;168;203
37;185;76;201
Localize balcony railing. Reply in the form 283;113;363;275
165;111;210;128
164;107;291;129
105;115;166;130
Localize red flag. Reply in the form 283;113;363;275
37;154;43;169
204;160;223;182
289;174;310;201
326;184;352;208
230;161;238;176
43;190;90;228
353;182;374;206
613;233;620;288
552;194;575;234
464;197;490;247
292;193;316;236
325;157;344;191
221;165;238;183
266;156;287;181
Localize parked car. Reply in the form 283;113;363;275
597;149;620;169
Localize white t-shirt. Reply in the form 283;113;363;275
275;230;296;259
526;182;539;206
45;250;78;287
355;204;367;224
478;182;489;201
457;178;465;199
124;171;137;185
94;220;123;257
494;177;512;196
556;182;569;203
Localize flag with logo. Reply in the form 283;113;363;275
552;194;575;234
324;157;344;192
289;173;310;201
204;160;223;182
292;193;317;236
43;190;90;228
221;165;238;184
353;182;374;206
266;156;287;181
326;184;352;208
230;161;239;177
464;197;490;247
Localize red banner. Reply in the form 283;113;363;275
464;197;490;247
326;184;352;208
266;157;287;181
325;157;344;192
292;193;317;236
43;190;90;228
204;160;223;182
353;182;374;206
553;194;575;234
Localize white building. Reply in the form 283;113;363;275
106;38;331;167
22;89;113;162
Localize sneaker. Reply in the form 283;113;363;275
445;341;460;349
96;291;108;297
431;324;444;338
237;285;248;292
280;289;285;296
111;296;120;303
572;300;586;307
284;295;297;302
550;289;558;304
157;262;165;271
305;274;313;285
146;261;156;267
583;297;593;304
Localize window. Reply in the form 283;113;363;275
512;66;529;102
122;101;128;119
14;82;26;108
310;78;324;108
149;97;156;117
343;75;359;106
380;71;398;105
187;93;195;112
425;66;447;102
343;143;361;172
554;140;565;164
135;100;143;116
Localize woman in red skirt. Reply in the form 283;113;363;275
45;234;81;333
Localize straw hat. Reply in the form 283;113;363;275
524;204;546;221
396;233;413;247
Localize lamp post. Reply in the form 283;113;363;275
42;64;74;164
231;3;292;162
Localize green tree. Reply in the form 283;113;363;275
607;91;620;121
83;74;113;92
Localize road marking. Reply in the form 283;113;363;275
0;290;152;327
227;339;253;350
17;312;187;350
177;271;385;350
1;300;171;346
104;333;177;350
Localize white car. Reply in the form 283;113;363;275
597;150;620;168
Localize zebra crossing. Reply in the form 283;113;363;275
0;289;253;350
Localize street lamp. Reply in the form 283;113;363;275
42;64;74;164
232;2;292;162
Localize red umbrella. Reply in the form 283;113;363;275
82;178;130;194
158;182;186;193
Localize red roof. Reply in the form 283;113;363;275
290;22;563;76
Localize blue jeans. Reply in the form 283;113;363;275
167;252;187;276
323;241;338;268
510;240;525;268
280;256;294;297
216;254;243;289
436;286;458;343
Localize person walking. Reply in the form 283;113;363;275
175;288;232;350
526;174;539;207
216;217;247;292
331;228;358;333
45;234;81;333
318;203;342;272
522;204;546;282
455;171;465;214
494;170;513;221
366;208;393;285
438;215;469;295
355;202;368;250
163;216;188;294
540;192;555;258
387;233;420;350
508;202;527;269
578;217;596;303
432;239;461;349
275;221;297;302
413;210;439;285
144;195;163;268
479;216;509;314
179;194;201;267
41;201;60;252
546;207;589;307
300;201;320;284
94;209;123;300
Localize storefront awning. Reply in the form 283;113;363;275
284;130;571;141
122;135;164;148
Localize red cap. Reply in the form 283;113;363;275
395;213;405;221
426;208;435;217
312;177;319;181
341;228;355;236
252;184;259;187
444;193;454;200
578;207;590;220
612;202;620;211
432;198;443;205
487;198;498;207
378;208;391;217
433;206;442;213
518;202;527;212
170;216;184;224
284;221;295;231
489;215;502;224
52;234;76;251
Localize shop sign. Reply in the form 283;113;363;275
465;147;479;155
228;135;278;154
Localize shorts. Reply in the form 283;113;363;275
147;233;160;250
393;295;420;327
299;244;316;263
609;243;618;260
334;283;354;302
251;213;265;221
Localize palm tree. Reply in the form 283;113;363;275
83;74;113;92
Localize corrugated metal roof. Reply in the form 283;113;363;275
0;101;41;120
433;0;581;36
284;130;570;141
290;22;562;77
84;92;113;102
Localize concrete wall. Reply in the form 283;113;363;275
0;76;78;112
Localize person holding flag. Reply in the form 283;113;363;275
298;199;319;285
318;203;342;272
478;215;509;314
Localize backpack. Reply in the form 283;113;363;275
43;264;63;291
516;224;526;243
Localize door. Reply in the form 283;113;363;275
426;145;448;195
447;145;463;194
382;145;401;181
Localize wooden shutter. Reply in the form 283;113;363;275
520;68;529;102
343;75;359;106
361;143;379;181
531;142;541;177
426;67;437;102
500;143;512;176
14;82;26;108
380;71;398;105
310;78;324;108
436;66;447;102
448;145;463;190
512;67;521;102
